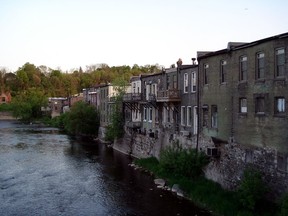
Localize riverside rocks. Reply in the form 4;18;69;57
129;163;185;198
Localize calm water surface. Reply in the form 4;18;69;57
0;121;210;216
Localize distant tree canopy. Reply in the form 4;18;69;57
0;62;161;97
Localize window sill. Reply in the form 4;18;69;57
238;113;248;117
273;113;286;118
255;79;265;84
274;76;286;81
255;113;266;117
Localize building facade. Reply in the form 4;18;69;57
197;32;288;196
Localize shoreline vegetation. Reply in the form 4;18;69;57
133;145;284;216
2;99;288;215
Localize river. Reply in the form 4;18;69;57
0;120;210;216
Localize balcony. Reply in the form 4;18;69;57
157;89;180;102
126;121;141;129
123;93;143;102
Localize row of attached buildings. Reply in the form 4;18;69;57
61;32;288;197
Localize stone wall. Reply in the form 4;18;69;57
112;128;288;199
204;141;288;199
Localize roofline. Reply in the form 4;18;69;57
197;32;288;60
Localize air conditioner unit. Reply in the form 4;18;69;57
180;131;190;137
206;147;219;157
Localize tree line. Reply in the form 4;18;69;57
0;62;161;97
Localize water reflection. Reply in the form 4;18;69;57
0;121;210;216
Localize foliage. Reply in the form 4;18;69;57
61;101;100;137
135;155;277;216
0;103;13;112
237;167;267;211
158;141;209;178
279;193;288;216
0;62;161;98
134;157;160;173
10;88;48;122
105;78;128;142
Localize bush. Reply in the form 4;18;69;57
54;101;100;137
0;103;13;112
237;167;267;211
279;193;288;216
159;141;208;178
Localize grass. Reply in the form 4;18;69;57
134;157;279;216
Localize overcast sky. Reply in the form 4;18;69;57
0;0;287;72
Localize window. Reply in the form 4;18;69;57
149;107;153;122
144;107;147;121
275;97;285;114
184;73;188;93
191;72;196;92
173;74;177;89
211;105;218;128
220;60;227;83
256;52;265;79
202;106;208;127
133;83;136;93
277;153;288;172
167;108;171;123
255;97;265;114
204;64;209;84
166;75;170;90
239;98;247;113
276;48;285;77
245;150;254;163
193;106;198;134
187;106;192;126
240;56;247;81
1;97;5;102
181;106;186;126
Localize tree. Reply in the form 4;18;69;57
11;88;48;122
105;77;128;142
62;101;100;137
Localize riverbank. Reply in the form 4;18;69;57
0;111;16;120
133;157;279;216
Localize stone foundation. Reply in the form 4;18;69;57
112;128;288;199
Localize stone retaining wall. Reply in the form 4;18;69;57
111;129;288;199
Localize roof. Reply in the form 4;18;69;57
197;32;288;60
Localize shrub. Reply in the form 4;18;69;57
159;141;208;179
237;167;267;211
279;193;288;216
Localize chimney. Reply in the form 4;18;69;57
192;58;196;65
176;58;182;67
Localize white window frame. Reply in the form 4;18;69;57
191;72;196;93
240;98;247;113
149;107;153;122
187;106;192;126
184;73;188;93
211;105;218;128
275;97;285;113
193;106;198;134
181;106;186;126
144;107;147;121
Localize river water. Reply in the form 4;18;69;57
0;121;210;216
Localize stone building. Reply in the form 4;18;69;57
178;63;199;147
197;32;288;197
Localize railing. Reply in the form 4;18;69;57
123;93;143;102
157;89;180;101
148;94;156;102
126;121;141;128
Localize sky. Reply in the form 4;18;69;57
0;0;287;72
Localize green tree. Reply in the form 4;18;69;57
237;167;267;211
11;88;48;122
105;77;128;142
63;101;100;137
